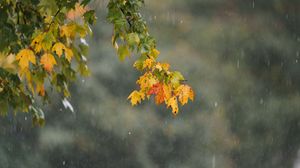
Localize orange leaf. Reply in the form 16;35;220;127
137;72;157;91
40;53;56;72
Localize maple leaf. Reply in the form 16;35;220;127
128;90;145;106
36;82;45;97
60;24;76;38
137;72;157;91
148;83;167;104
117;45;130;61
175;84;194;105
167;96;179;115
163;84;172;101
155;62;170;72
66;3;87;20
40;53;56;72
52;42;66;57
150;48;160;58
65;48;74;62
31;33;44;53
0;53;16;72
147;83;161;95
142;58;154;69
16;49;36;70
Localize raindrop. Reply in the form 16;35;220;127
212;154;216;168
214;102;218;107
296;59;298;63
252;1;255;8
62;98;74;113
62;161;66;166
237;59;240;69
128;131;132;135
82;79;85;83
180;20;183;24
260;98;264;104
82;55;87;61
24;117;27;121
80;38;89;46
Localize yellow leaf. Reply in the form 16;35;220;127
60;24;76;38
167;96;179;115
31;33;44;53
36;82;45;97
136;72;158;91
0;53;16;72
127;90;145;106
163;84;172;101
155;62;170;71
142;58;154;69
52;42;66;57
150;48;160;58
16;49;36;70
65;48;73;62
19;68;34;94
40;53;56;72
44;15;53;24
175;85;194;105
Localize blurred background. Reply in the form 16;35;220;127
1;0;300;167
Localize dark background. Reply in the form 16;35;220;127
1;0;300;167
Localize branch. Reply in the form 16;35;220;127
120;7;132;29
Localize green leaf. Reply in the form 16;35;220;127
117;45;130;61
126;33;140;46
83;10;96;25
81;0;91;6
170;71;185;88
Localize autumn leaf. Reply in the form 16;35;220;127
175;84;194;105
128;90;145;106
150;48;160;58
137;72;157;91
52;42;66;57
16;49;36;70
163;84;172;101
60;23;76;38
66;3;87;20
65;48;74;62
40;53;56;72
148;83;166;104
31;33;44;53
36;82;45;97
0;53;16;72
155;62;170;72
142;58;155;69
167;96;179;115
